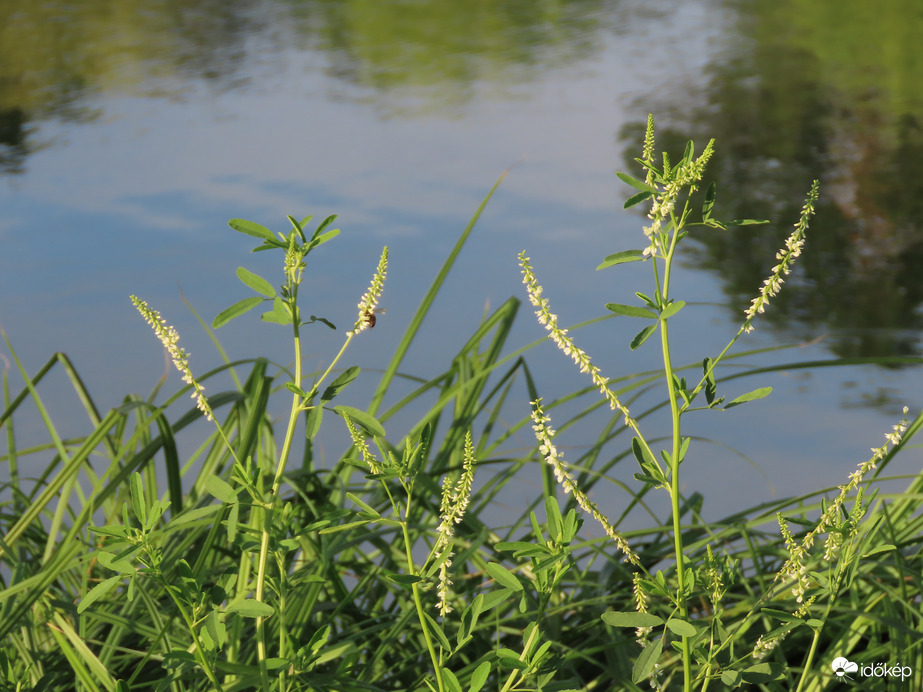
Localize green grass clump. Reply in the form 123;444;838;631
2;120;922;691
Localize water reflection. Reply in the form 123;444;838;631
2;0;923;362
0;0;615;172
619;0;923;359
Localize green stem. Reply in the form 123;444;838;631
500;623;541;692
401;517;445;692
161;579;222;691
660;224;693;692
254;299;304;690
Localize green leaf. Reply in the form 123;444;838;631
236;267;276;298
442;668;462;692
480;589;513;612
226;501;239;543
346;492;380;518
205;610;227;649
862;544;897;558
726;218;769;227
631;634;662;684
761;608;804;623
468;661;491;692
631;437;656;467
659;300;686;320
720;670;741;686
634;472;664;487
623;190;653;209
205;476;237;504
322;366;360;402
665;618;696;637
702;181;717;219
424;612;453;651
545;496;563;542
213;297;263;328
284;382;307;398
317;519;372;534
494;541;540;553
304;314;336;329
97;550;137;574
486;563;523;592
601;611;664;628
636;291;660;309
130;473;146;526
228;218;275;241
630;324;658;350
703;357;717;405
725;387;772;409
78;575;122;613
605;303;657;319
616;171;659;194
597;249;645;270
261;297;292;325
385;574;424;586
226;599;274;618
287;215;307;243
309;214;338;242
306;624;330;657
308;228;340;250
497;649;528;670
304;405;323;440
740;662;785;683
168;504;222;528
334;406;386;438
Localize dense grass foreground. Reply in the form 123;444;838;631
2;120;923;691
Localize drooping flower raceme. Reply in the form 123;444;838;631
131;296;213;422
530;399;638;564
519;252;637;430
742;180;820;333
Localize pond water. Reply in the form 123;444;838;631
2;0;922;526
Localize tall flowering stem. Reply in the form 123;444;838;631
518;117;826;691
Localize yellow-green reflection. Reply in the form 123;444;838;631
620;0;923;363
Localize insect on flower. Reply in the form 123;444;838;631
363;307;386;329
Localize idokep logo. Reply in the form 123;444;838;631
831;657;858;680
831;656;913;683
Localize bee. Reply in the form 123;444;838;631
363;307;386;329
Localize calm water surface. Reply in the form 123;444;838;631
2;0;922;524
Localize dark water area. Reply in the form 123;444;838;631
1;0;922;524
